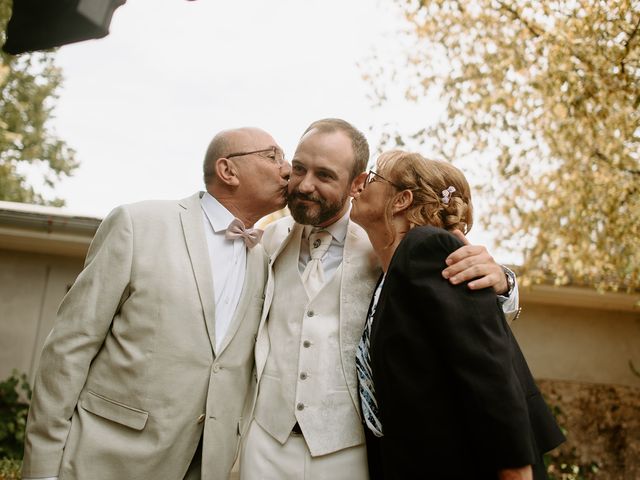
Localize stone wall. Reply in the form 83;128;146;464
538;380;640;480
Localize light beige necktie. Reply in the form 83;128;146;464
301;229;332;298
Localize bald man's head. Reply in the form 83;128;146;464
201;127;290;225
203;127;272;185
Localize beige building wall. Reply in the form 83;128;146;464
513;287;640;388
0;250;84;382
0;201;99;383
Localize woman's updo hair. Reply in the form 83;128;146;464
377;150;474;234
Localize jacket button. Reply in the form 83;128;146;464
299;372;308;380
213;364;221;373
303;340;311;348
307;310;314;317
296;403;305;411
197;414;206;423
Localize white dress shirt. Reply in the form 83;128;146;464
498;267;520;319
201;192;247;350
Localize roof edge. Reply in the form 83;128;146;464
521;284;640;313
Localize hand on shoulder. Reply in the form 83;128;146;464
441;229;509;294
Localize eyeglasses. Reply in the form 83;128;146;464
364;170;402;189
226;147;286;166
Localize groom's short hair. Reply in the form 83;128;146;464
302;118;369;182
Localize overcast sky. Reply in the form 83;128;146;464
50;1;398;211
45;0;505;252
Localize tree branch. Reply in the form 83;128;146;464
496;0;542;38
621;15;640;74
593;150;640;176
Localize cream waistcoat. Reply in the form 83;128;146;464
254;231;362;456
254;220;380;456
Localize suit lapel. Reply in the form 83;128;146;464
270;222;301;264
179;193;218;354
255;221;303;379
340;220;379;337
339;220;380;408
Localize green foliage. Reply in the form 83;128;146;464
0;0;77;205
0;458;21;480
0;371;31;461
545;458;599;480
366;0;640;292
543;402;601;480
545;450;600;480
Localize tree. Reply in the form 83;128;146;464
366;0;640;292
0;0;77;206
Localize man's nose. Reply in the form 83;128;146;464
297;174;315;193
280;160;291;180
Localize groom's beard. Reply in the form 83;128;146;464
287;190;348;227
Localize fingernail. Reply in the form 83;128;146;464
445;258;452;265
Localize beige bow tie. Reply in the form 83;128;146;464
225;218;263;248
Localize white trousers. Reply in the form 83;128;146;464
239;420;369;480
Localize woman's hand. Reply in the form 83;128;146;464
442;229;509;294
498;465;533;480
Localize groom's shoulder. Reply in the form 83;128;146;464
262;215;296;253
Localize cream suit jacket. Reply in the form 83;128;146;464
253;216;380;420
22;192;267;480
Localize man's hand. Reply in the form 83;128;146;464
442;230;509;295
498;465;533;480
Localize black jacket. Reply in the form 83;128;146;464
369;226;565;479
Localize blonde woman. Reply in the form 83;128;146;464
351;151;564;480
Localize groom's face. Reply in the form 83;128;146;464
287;129;354;227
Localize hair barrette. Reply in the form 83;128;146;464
441;186;456;205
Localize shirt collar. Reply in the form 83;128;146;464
200;192;236;233
302;203;351;245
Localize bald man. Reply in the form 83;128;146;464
22;128;291;480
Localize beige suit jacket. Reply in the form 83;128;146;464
22;192;267;480
252;216;380;422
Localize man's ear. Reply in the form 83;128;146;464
349;172;368;197
215;158;240;187
392;189;413;214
